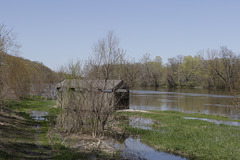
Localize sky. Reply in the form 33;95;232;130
1;0;240;70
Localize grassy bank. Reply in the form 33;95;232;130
119;111;240;160
0;97;121;160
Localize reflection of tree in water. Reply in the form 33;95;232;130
129;117;153;130
130;89;239;119
117;138;148;160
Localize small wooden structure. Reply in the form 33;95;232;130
56;79;129;110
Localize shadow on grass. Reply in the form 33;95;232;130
0;105;115;160
0;106;53;160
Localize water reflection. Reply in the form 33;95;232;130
130;88;240;119
183;117;240;127
30;111;48;121
110;138;186;160
129;117;153;130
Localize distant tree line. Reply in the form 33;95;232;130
59;45;240;93
127;46;240;92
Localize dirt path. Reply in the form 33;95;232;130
0;108;52;160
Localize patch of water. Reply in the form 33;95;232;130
130;88;240;119
29;110;52;157
30;110;48;121
204;104;235;108
130;90;234;98
158;99;177;103
109;138;186;160
129;117;153;130
183;117;240;127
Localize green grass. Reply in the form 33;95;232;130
7;99;56;112
1;98;122;160
119;111;240;160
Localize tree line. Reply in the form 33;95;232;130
1;23;240;103
137;46;240;92
59;45;240;93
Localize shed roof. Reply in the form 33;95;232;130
57;79;124;90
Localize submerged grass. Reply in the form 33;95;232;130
120;111;240;160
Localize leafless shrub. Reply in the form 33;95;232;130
57;31;129;137
0;23;21;56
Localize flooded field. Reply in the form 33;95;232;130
130;88;239;119
110;138;186;160
183;117;240;127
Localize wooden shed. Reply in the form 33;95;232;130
56;79;129;110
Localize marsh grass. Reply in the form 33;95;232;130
120;111;240;160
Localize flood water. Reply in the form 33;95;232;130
183;117;240;127
111;138;186;160
129;117;154;130
130;87;240;119
30;110;48;121
109;117;187;160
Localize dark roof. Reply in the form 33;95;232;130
57;79;124;90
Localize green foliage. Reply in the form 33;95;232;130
8;99;56;112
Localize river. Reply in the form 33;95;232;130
130;87;239;119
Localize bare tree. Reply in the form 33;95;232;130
200;47;240;91
140;53;163;88
166;55;183;88
218;46;240;92
0;24;20;55
84;32;127;137
57;31;128;137
86;31;126;80
3;55;30;98
121;58;141;88
0;24;21;108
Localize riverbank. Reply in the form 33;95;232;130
1;98;240;159
118;110;240;160
0;98;122;160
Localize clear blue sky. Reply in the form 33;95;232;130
1;0;240;70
